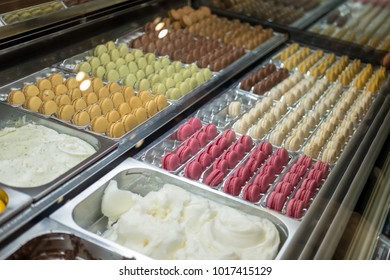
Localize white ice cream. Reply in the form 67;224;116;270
0;123;96;187
102;182;280;260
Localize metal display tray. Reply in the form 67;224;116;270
0;218;141;260
0;102;118;201
50;158;299;260
0;187;31;226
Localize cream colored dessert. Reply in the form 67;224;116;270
0;123;96;187
101;181;280;260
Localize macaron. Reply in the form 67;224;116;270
187;117;202;131
297;155;312;168
294;188;313;207
176;123;195;141
286;198;304;219
91;115;108;134
203;123;218;140
224;176;244;196
257;141;273;156
228;101;241;116
214;136;229;150
56;104;74;121
242;183;261;203
213;158;229;175
87;104;102;120
8;90;26;106
231;142;246;159
307;169;325;182
122;113;138;132
289;164;307;178
161;152;180;171
282;172;300;187
106;121;126;138
132;107;148;124
253;173;274;193
221;129;236;145
249;149;266;164
244;157;260;174
313;161;330;176
193;130;209;147
274;181;294;196
222;150;239;169
233;165;251;182
184;160;203;180
176;145;193;164
204;169;225;187
266;191;287;211
195;152;213;169
237;135;253;152
39;100;58;115
154;94;169;111
274;147;289;164
185;138;201;154
266;155;284;173
205;144;222;160
258;165;276;177
300;178;319;192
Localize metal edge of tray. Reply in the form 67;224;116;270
290;0;343;29
50;157;300;260
0;27;287;245
278;81;390;259
0;218;145;260
0;187;32;226
0;102;118;201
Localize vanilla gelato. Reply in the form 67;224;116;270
101;180;280;259
0;123;96;187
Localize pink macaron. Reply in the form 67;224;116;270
176;145;193;163
282;172;301;186
224;176;244;196
222;150;239;169
242;183;261;202
249;149;266;164
193;130;209;147
230;142;246;159
176;123;195;141
290;164;307;178
274;147;289;164
258;165;276;177
233;165;251;182
203;123;218;140
161;152;180;171
214;136;230;150
184;160;203;180
257;141;273;156
185;138;201;154
286;198;304;219
245;157;260;174
294;188;313;207
213;158;229;174
307;169;325;182
205;144;222;160
221;129;236;145
187;117;203;131
237;135;254;152
313;161;329;177
297;155;312;168
253;173;274;193
300;178;319;192
266;191;287;211
274;181;294;195
204;169;225;187
266;155;284;173
195;152;213;169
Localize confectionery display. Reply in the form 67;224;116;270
0;123;96;187
0;0;389;261
0;1;65;25
4;69;170;138
101;180;280;259
309;0;390;51
206;0;320;25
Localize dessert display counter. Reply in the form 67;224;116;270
0;0;389;260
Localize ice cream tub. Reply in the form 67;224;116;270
0;102;117;201
50;158;299;260
0;218;138;260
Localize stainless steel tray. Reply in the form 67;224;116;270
0;187;31;226
0;102;117;201
50;158;299;259
0;218;140;260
